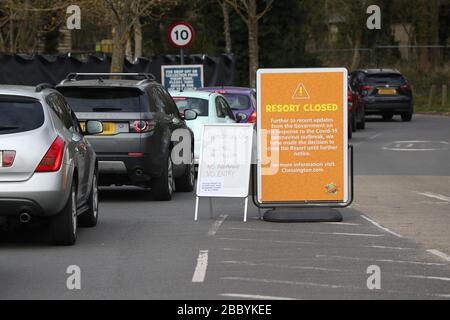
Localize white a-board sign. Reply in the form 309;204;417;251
195;123;254;221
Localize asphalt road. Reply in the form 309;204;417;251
0;114;449;300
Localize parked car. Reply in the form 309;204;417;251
349;69;413;121
197;87;257;123
348;84;366;138
57;73;196;201
170;90;237;163
0;84;101;245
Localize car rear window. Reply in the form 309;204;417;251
223;94;251;110
365;74;405;85
59;87;143;112
0;96;44;135
173;97;209;116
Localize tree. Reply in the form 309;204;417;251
105;0;178;73
217;0;232;53
225;0;274;87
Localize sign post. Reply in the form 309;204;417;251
195;124;254;222
167;22;195;65
255;68;353;222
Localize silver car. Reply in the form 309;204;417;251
0;84;102;245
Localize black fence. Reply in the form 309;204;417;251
0;53;235;87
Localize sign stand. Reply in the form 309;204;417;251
251;145;354;222
194;124;254;222
194;196;249;222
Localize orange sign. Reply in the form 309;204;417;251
257;68;348;203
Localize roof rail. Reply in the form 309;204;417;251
61;73;156;84
35;83;54;92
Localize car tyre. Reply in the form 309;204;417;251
51;180;77;246
356;108;366;130
351;112;357;132
78;169;99;228
175;150;195;192
152;153;174;201
401;111;413;122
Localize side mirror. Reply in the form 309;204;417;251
86;120;103;135
183;109;198;121
236;112;247;123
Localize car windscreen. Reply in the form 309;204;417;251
173;97;209;116
365;74;405;86
223;94;251;110
0;96;44;135
59;87;143;112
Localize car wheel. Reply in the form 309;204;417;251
151;154;174;201
352;112;357;132
51;180;77;246
356;108;366;130
175;150;195;192
78;169;99;228
382;113;394;121
401;111;413;122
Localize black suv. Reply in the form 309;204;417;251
57;73;196;201
349;69;413;121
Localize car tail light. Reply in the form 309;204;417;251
401;83;411;90
360;85;374;91
2;151;16;167
347;91;353;110
247;111;257;123
215;90;227;95
128;152;145;157
131;120;156;133
35;137;65;172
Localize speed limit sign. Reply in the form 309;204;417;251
167;22;195;49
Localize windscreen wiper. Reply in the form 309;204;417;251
92;107;123;112
0;126;19;131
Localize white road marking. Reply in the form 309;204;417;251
316;254;446;266
221;260;346;272
220;293;297;300
221;277;360;290
208;214;228;236
192;250;209;283
369;133;382;140
360;215;403;238
217;237;316;245
322;222;360;226
415;192;450;203
402;275;450;282
367;245;414;251
227;227;383;237
427;249;450;262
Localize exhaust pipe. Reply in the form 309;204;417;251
135;169;143;176
19;212;31;223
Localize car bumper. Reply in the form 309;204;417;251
364;97;412;114
0;164;71;217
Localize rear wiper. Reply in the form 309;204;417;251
92;107;122;112
0;126;19;131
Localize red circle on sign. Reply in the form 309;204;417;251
167;22;195;49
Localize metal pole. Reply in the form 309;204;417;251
180;48;184;65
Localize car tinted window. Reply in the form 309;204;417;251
46;93;72;130
0;96;44;135
219;97;235;119
365;74;405;85
59;87;143;112
158;87;179;116
223;93;251;110
173;97;209;116
151;87;167;113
